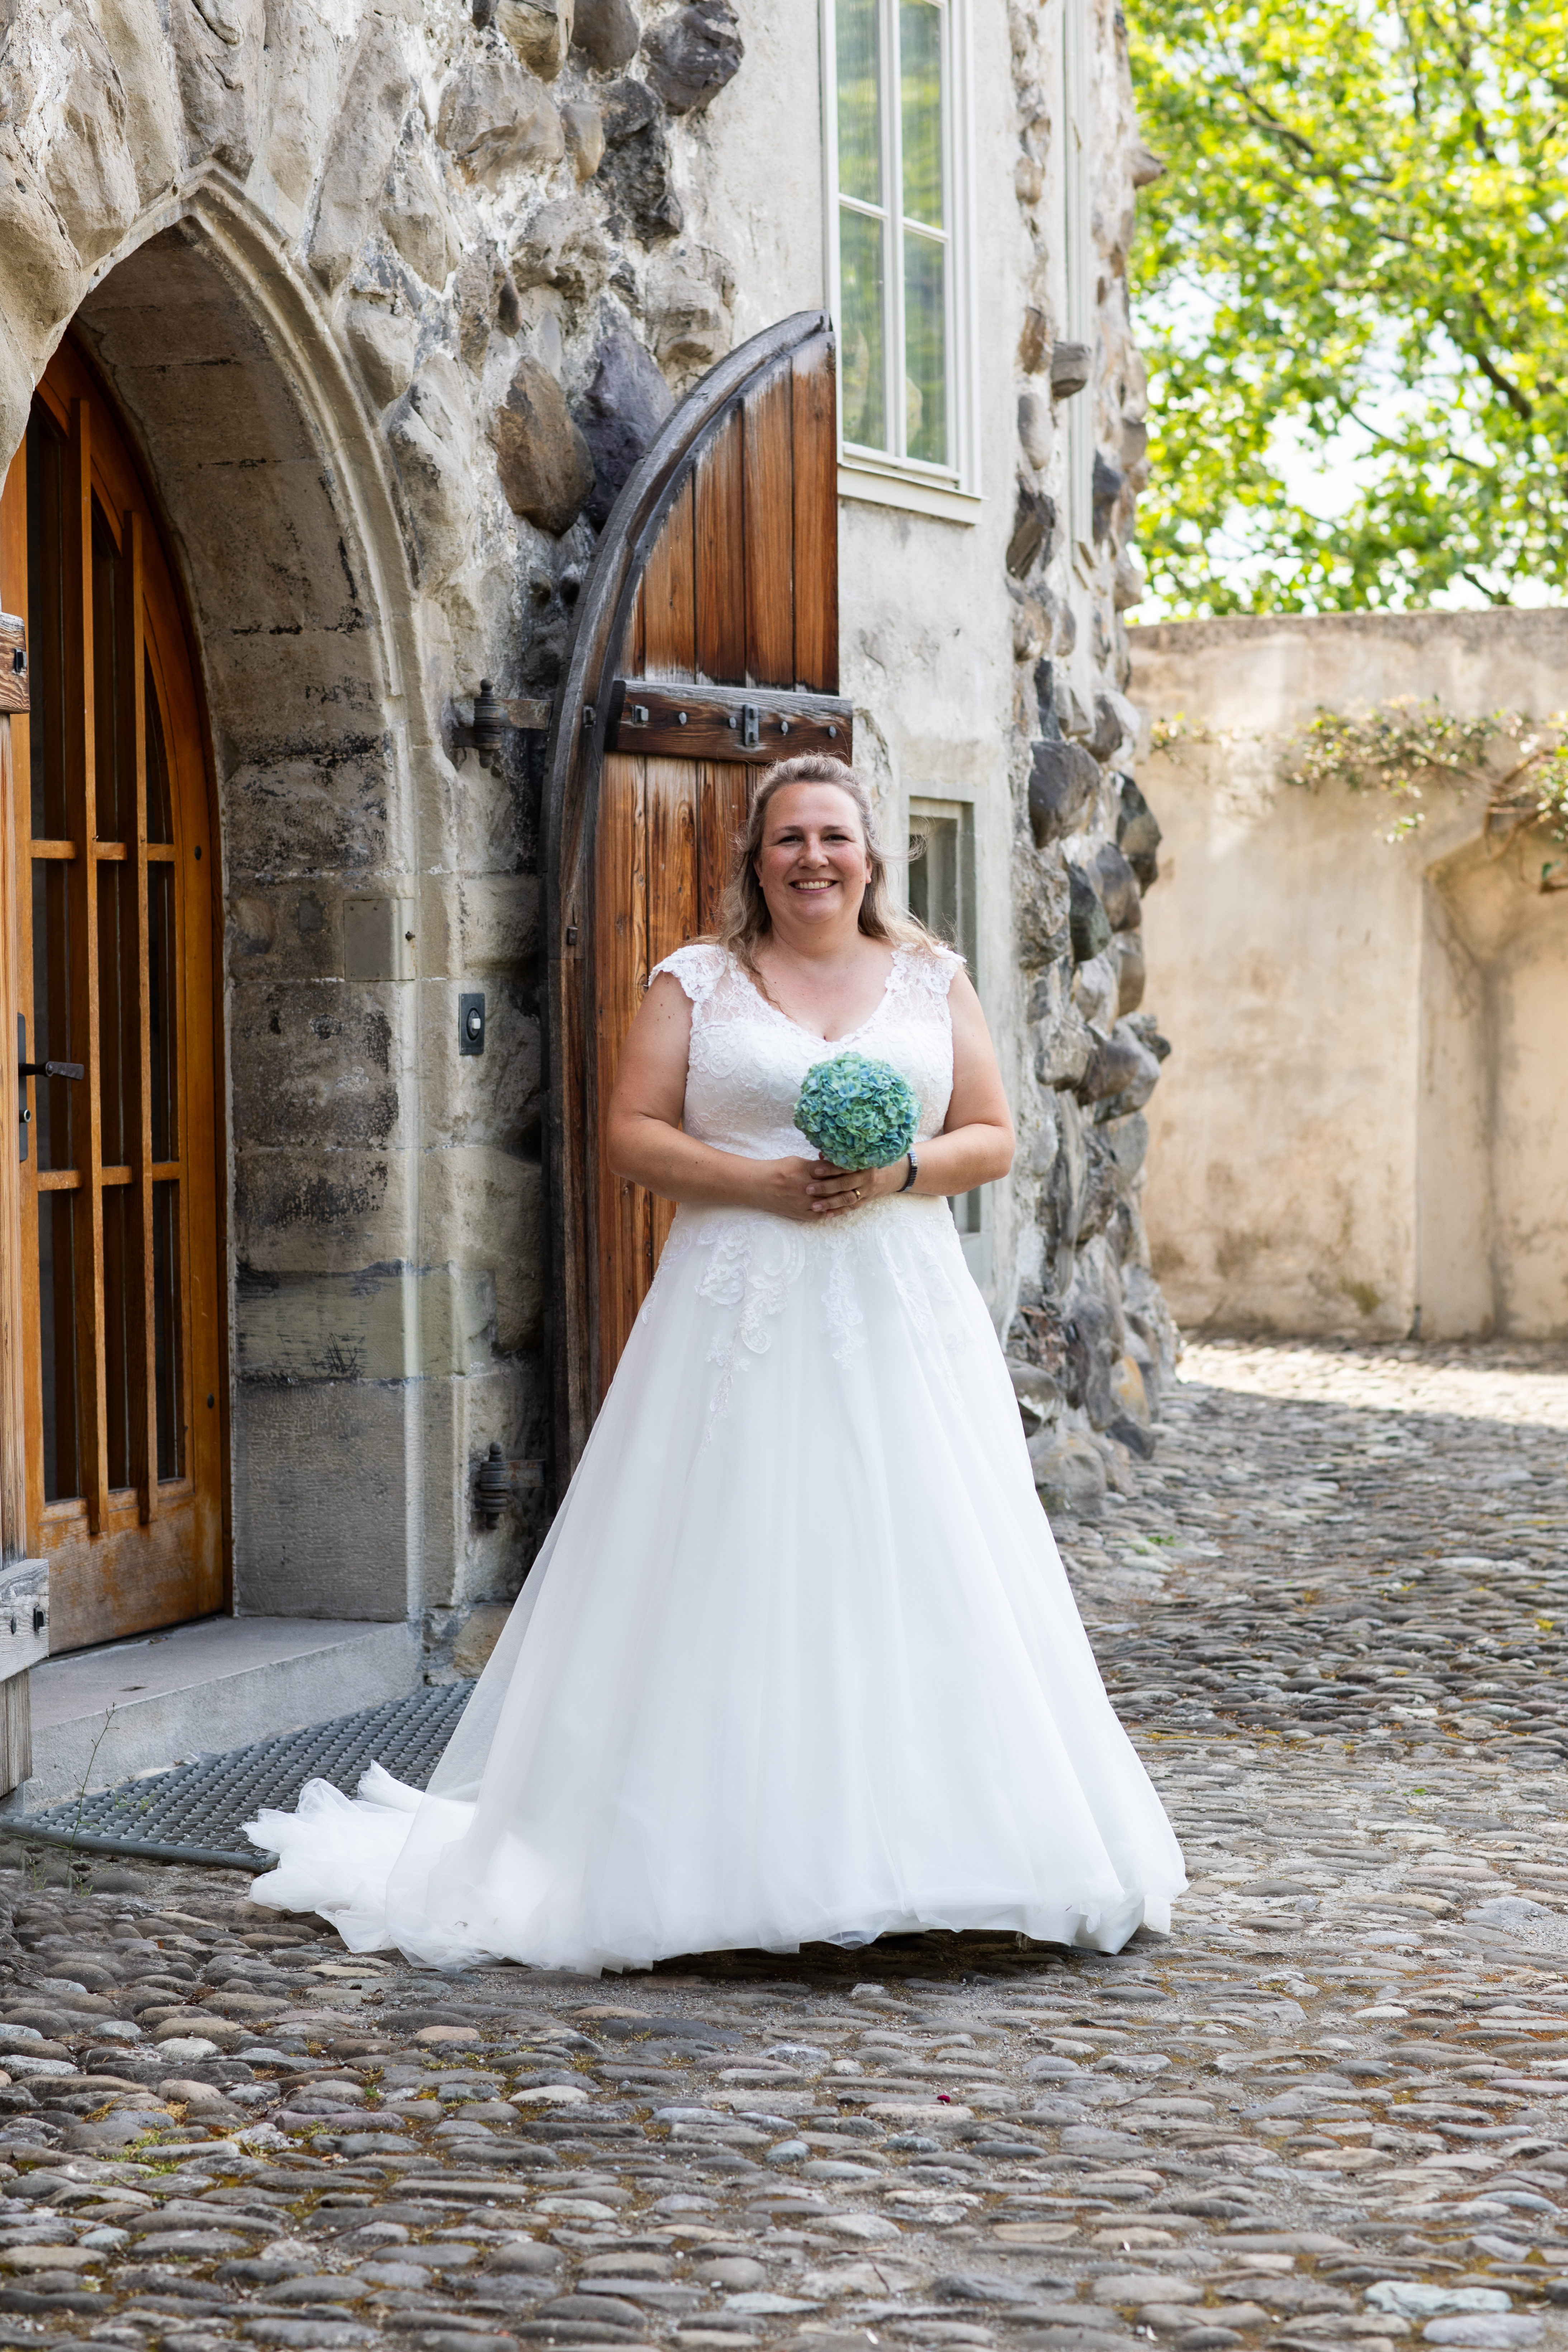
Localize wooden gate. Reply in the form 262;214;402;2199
545;312;853;1475
0;339;223;1654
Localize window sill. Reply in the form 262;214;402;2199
838;458;982;525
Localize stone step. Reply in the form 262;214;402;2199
2;1614;420;1813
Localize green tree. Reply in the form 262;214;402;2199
1129;0;1568;614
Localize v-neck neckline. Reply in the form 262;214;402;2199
740;945;904;1048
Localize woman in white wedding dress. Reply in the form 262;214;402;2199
247;757;1185;1970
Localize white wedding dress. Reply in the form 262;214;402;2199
247;941;1185;1971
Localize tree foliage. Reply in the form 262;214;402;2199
1128;0;1568;614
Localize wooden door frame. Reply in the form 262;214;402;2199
543;310;841;1483
0;334;230;1642
0;625;29;1577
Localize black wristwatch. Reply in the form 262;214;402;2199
899;1149;919;1193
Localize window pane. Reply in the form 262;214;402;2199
145;659;173;844
900;0;944;229
149;860;177;1163
908;828;929;931
839;208;887;450
909;815;958;944
836;0;881;206
102;1184;133;1492
30;859;76;1172
153;1180;183;1481
904;229;947;463
39;1194;81;1502
98;860;136;1170
25;409;68;843
92;501;132;844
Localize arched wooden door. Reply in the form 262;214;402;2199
546;312;853;1475
0;337;223;1652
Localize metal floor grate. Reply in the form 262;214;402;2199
0;1681;475;1870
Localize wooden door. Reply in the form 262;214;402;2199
546;312;853;1476
0;338;223;1653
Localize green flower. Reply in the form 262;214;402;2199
794;1052;920;1172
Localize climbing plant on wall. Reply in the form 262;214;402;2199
1282;699;1568;887
1129;0;1568;616
1152;699;1568;888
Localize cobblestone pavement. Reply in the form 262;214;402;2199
0;1344;1564;2352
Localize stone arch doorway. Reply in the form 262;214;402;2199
0;199;442;1655
1;332;222;1652
67;213;428;1628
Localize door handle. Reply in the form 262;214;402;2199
16;1016;83;1164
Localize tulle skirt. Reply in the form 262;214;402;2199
246;1196;1185;1972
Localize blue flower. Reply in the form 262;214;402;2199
794;1052;920;1172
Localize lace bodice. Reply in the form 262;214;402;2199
644;939;970;1406
650;940;961;1161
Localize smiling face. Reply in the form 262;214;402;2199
754;782;873;934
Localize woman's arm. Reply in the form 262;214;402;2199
606;973;832;1220
608;964;1016;1222
806;968;1016;1211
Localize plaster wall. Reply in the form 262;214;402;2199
1131;610;1568;1341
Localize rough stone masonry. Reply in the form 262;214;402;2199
0;1340;1560;2352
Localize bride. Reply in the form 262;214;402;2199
247;756;1185;1970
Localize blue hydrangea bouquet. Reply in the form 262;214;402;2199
794;1051;920;1171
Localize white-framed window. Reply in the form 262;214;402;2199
824;0;980;523
909;792;990;1283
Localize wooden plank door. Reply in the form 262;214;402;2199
0;337;223;1653
546;313;852;1476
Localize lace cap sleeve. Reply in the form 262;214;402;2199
649;942;727;1008
894;939;965;1004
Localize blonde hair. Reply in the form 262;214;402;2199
709;754;937;983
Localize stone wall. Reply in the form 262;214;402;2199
990;0;1179;1518
0;0;1176;1658
1131;609;1568;1343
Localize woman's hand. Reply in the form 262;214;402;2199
803;1155;907;1216
747;1153;911;1221
741;1156;871;1222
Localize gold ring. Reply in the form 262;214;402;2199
853;1187;862;1200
